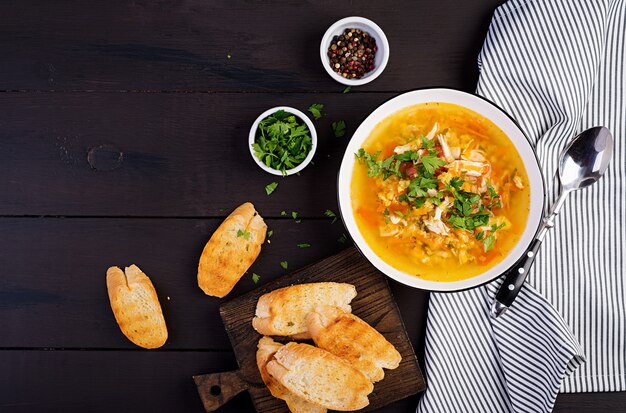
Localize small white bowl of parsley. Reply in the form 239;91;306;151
249;106;317;176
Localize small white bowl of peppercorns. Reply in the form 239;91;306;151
320;16;390;86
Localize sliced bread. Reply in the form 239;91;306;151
306;305;401;382
198;202;267;298
252;282;356;337
256;337;326;413
266;342;373;411
106;265;168;349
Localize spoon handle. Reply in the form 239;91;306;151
490;238;543;318
490;189;571;318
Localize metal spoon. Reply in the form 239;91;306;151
491;126;613;318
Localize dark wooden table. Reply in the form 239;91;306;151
0;1;623;412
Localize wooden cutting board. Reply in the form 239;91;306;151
193;247;426;412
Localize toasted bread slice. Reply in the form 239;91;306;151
106;265;168;349
306;306;401;382
252;283;356;337
198;202;267;297
256;337;327;413
266;342;373;411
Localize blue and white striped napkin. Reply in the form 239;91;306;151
417;1;625;412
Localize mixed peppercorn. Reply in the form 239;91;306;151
327;28;377;79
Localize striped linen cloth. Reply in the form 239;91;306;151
417;0;625;412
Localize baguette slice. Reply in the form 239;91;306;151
256;337;326;413
252;282;356;337
306;305;401;382
266;342;373;411
198;202;267;297
106;265;168;349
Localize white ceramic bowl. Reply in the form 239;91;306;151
338;88;545;292
320;17;390;86
249;106;317;176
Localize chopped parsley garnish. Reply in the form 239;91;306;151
297;243;311;248
265;182;278;195
487;181;502;209
407;176;438;197
252;110;313;175
308;103;324;120
444;178;490;231
483;234;496;252
356;134;510;255
280;261;288;269
332;121;346;138
280;211;287;216
475;223;506;251
324;209;338;224
236;229;251;240
267;230;273;238
252;273;260;283
338;233;347;244
355;148;384;178
414;197;427;208
291;211;301;223
342;86;352;94
420;153;446;175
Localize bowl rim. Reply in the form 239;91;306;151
248;106;318;176
337;87;546;292
319;16;390;86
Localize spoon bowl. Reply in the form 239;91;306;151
559;126;613;191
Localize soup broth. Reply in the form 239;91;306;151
351;102;530;282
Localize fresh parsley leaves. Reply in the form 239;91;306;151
420;153;446;175
407;176;438;198
252;110;313;175
447;212;489;231
297;243;311;248
487;181;502;209
483;234;496;252
342;86;352;94
332;121;346;138
291;211;301;223
308;103;324;120
338;233;347;244
280;261;288;269
324;209;338;224
475;223;506;252
267;230;273;238
237;229;251;240
265;181;278;195
252;273;260;283
355;134;511;254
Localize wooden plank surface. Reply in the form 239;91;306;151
206;248;424;412
1;0;624;411
0;349;623;413
0;92;395;217
0;0;502;92
0;217;429;351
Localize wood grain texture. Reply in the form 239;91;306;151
0;0;503;92
0;217;354;349
1;0;622;411
201;248;425;413
0;349;242;413
0;349;623;413
0;92;396;217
